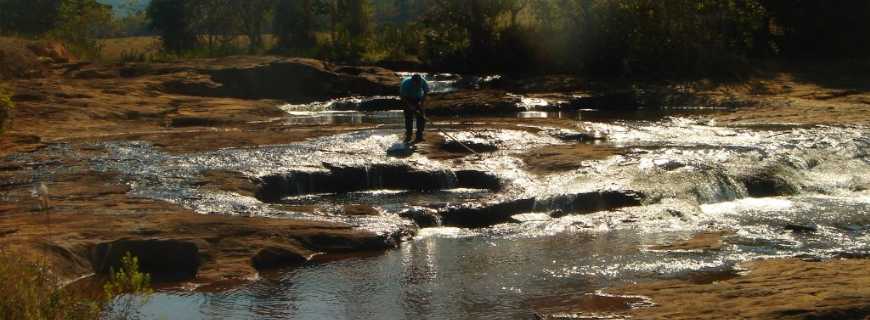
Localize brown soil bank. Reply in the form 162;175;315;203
613;258;870;319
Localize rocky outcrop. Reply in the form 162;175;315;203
739;165;800;197
399;207;441;227
161;57;400;101
441;190;645;228
563;90;641;110
611;258;870;319
425;90;523;115
343;204;381;216
251;244;314;270
544;191;645;218
439;134;502;153
90;239;201;281
0;38;48;79
255;164;502;202
442;198;536;228
26;41;76;64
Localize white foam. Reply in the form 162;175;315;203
700;197;794;215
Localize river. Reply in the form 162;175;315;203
80;74;870;319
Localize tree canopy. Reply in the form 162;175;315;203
2;0;867;75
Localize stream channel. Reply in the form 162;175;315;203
78;73;870;319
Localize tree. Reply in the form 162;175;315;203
318;0;373;61
273;0;317;51
147;0;199;53
188;0;240;54
0;0;62;36
762;0;870;58
51;0;113;58
234;0;275;53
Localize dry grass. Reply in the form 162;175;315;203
98;36;162;62
0;84;13;135
0;253;102;320
0;249;153;320
98;34;279;62
0;37;47;79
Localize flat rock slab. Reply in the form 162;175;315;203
610;258;870;319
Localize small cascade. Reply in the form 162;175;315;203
255;164;500;203
439;190;645;228
539;190;646;217
690;169;748;204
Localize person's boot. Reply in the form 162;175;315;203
404;134;413;143
414;133;425;143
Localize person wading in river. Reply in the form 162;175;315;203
399;74;431;143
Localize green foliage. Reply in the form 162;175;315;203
0;0;842;74
147;0;199;53
316;0;374;62
110;0;151;37
0;251;153;320
0;85;13;135
763;0;870;58
413;0;770;74
50;0;114;59
103;252;153;320
0;0;62;36
233;0;276;53
274;0;317;51
371;23;423;60
0;0;110;59
0;253;100;320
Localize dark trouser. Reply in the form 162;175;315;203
403;98;425;139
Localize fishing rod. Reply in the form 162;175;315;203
414;109;479;155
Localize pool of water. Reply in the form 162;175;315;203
135;193;870;319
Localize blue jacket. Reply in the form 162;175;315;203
399;77;430;100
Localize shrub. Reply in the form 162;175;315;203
102;252;153;320
0;85;13;135
0;253;101;320
0;251;152;320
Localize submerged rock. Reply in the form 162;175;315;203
739;165;800;197
251;245;313;270
785;224;818;233
343;204;381;216
440;137;500;153
399;207;441;227
564;90;640;111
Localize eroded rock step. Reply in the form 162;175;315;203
440;190;646;228
255;163;502;203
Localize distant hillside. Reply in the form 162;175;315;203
97;0;149;16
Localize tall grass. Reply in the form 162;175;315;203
0;251;152;320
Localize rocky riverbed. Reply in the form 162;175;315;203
1;49;869;319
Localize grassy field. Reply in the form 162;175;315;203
98;34;280;62
98;36;162;61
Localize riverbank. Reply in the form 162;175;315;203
613;257;870;319
533;230;870;319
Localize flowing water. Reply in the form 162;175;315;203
18;73;869;319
